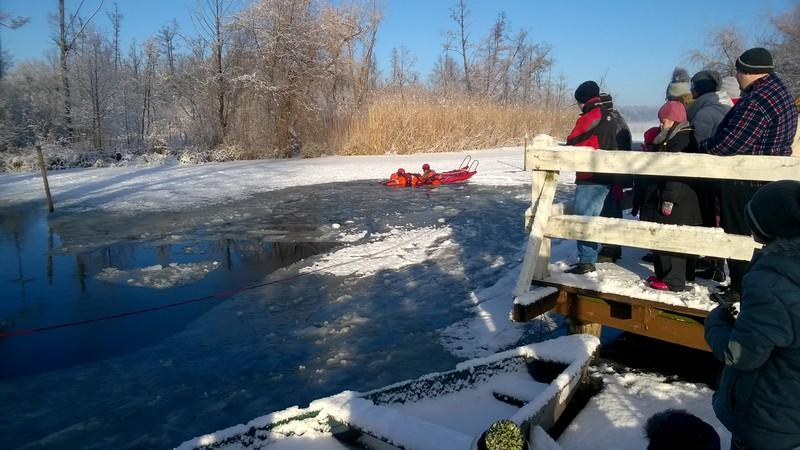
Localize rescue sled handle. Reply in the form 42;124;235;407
524;135;800;182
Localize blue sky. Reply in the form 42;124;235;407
2;0;795;106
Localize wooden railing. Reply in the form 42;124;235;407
514;134;800;304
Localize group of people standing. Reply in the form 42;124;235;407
564;47;800;450
565;47;798;301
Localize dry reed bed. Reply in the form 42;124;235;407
335;93;575;156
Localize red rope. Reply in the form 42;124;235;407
1;227;443;338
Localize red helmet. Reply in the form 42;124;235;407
397;168;406;175
422;163;430;171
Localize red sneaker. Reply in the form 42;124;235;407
648;279;669;290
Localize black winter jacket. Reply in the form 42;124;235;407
633;122;703;225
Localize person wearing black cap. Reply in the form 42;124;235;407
705;180;800;450
697;47;799;304
687;69;734;283
563;80;627;274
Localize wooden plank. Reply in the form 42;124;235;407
544;215;760;261
525;146;800;182
532;281;711;317
514;171;558;297
511;289;565;322
553;293;710;351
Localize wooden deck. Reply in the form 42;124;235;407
512;284;710;351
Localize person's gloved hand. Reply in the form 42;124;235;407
729;302;741;319
661;201;674;217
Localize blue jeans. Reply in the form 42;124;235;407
574;183;610;264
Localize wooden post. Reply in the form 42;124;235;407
35;144;55;212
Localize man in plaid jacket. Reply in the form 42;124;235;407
698;47;798;305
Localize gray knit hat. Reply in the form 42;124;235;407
745;180;800;243
666;67;691;100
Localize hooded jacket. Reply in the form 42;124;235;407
566;96;628;184
705;237;800;449
686;91;733;144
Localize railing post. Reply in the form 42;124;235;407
36;144;55;213
514;136;558;299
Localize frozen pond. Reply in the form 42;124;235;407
0;181;569;449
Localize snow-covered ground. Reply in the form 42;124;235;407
0;142;729;449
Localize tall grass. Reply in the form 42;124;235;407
332;90;575;156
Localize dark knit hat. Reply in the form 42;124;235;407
574;81;600;103
736;47;774;74
745;180;800;243
645;409;720;450
691;70;722;97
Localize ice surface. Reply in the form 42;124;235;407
1;145;733;450
96;261;220;289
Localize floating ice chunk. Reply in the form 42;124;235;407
96;261;221;289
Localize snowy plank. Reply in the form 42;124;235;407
544;215;760;261
525;146;800;182
514;171;558;296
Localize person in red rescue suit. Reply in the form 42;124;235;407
420;163;440;185
563;80;623;275
389;168;409;187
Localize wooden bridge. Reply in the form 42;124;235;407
511;135;800;351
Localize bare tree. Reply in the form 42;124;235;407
448;0;471;93
689;26;746;77
766;6;800;95
430;42;460;94
106;2;122;71
192;0;235;144
159;20;179;78
354;0;381;106
55;0;105;144
0;8;31;79
0;11;31;29
389;45;418;89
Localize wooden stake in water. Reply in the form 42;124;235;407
35;144;55;212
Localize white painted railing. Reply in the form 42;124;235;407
514;134;800;302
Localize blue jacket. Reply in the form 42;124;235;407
705;238;800;449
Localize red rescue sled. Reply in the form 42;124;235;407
382;156;478;187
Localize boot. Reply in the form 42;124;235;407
565;263;596;274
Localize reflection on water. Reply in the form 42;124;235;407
0;211;338;379
0;181;535;449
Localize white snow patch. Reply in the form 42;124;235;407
96;261;220;289
440;264;530;358
300;226;453;277
558;367;731;450
0;148;526;213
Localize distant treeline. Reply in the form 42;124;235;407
0;2;796;171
